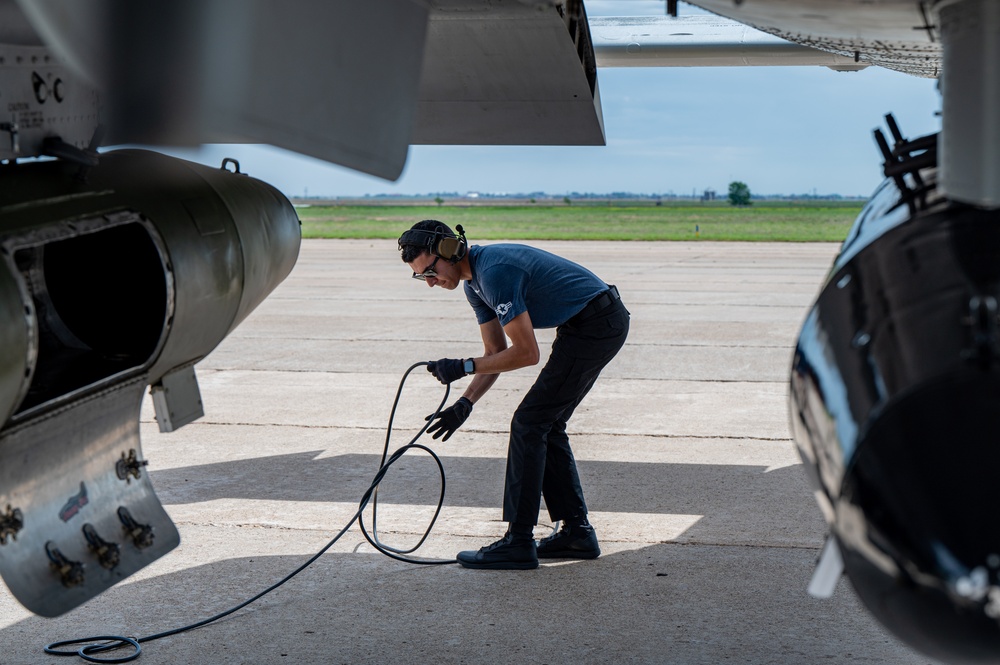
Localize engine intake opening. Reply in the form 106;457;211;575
13;220;168;414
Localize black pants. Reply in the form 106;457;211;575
502;294;630;526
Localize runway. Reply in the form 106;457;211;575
0;239;939;664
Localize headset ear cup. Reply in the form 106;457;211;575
436;237;462;261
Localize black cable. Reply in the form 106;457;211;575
45;362;455;663
358;362;455;564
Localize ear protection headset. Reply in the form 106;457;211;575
398;223;468;263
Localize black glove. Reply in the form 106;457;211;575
427;357;467;385
426;397;473;441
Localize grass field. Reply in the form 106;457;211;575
296;202;861;242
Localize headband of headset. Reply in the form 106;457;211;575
398;223;467;263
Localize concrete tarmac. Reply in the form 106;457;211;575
0;239;940;664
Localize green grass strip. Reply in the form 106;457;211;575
297;203;860;242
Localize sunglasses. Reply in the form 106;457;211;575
412;255;440;281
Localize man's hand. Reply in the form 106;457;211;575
427;358;466;385
426;397;473;441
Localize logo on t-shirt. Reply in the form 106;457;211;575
496;302;512;318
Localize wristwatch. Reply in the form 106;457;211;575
464;358;475;375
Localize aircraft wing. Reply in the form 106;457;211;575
688;0;940;78
412;0;604;145
590;15;866;70
11;0;608;178
4;1;935;181
13;0;431;181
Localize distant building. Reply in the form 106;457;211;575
700;188;716;201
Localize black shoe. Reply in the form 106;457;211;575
457;533;538;570
537;524;601;559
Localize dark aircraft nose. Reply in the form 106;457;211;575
790;160;1000;663
837;370;1000;664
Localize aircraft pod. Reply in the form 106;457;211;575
790;126;1000;664
0;150;301;616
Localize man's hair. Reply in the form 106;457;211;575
398;219;455;264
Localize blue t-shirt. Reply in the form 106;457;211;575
463;244;608;328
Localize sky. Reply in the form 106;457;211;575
155;1;942;199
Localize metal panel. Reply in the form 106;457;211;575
412;1;605;145
590;16;866;70
16;0;430;180
0;256;29;424
150;365;203;433
0;44;100;161
198;0;430;181
0;377;179;617
690;0;940;77
938;0;1000;208
0;0;42;45
200;160;303;333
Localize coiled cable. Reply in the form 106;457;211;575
45;362;455;663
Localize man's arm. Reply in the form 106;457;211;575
462;311;539;404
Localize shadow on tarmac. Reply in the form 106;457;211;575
149;453;822;546
4;539;897;665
